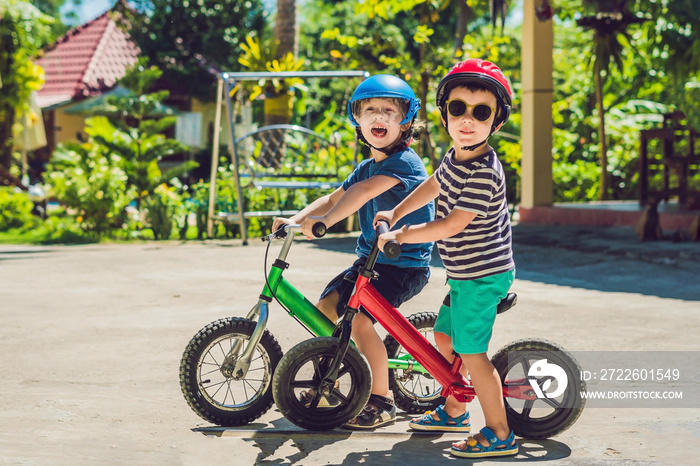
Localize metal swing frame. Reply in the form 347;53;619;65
207;71;368;244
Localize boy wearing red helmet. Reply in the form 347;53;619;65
273;75;434;429
375;59;518;458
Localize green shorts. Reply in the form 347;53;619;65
434;269;515;355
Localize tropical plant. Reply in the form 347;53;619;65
238;35;306;126
125;0;267;102
576;0;646;200
46;142;133;237
0;186;37;231
86;59;196;209
142;183;180;240
0;0;54;176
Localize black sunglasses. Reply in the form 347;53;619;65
446;99;496;122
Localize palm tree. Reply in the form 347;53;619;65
275;0;297;59
577;0;644;200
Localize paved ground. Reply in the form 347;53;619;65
1;223;699;465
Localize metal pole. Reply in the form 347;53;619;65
207;77;224;238
223;76;248;245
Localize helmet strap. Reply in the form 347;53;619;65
460;138;489;152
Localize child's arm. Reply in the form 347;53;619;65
375;174;440;227
379;207;478;250
272;186;345;232
299;175;400;237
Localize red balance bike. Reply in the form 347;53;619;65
272;221;586;437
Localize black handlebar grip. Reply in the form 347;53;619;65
312;222;327;238
375;220;401;259
383;241;401;259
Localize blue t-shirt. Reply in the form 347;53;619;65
342;147;434;268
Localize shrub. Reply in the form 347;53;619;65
0;187;37;232
46;142;134;237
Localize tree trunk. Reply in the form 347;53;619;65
454;1;472;53
595;60;609;200
268;0;297;129
0;103;15;181
0;24;17;181
419;70;437;170
274;0;297;59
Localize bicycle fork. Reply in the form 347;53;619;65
222;297;272;379
221;228;298;379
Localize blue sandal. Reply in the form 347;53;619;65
409;405;471;432
451;427;518;458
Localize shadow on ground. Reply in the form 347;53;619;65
197;421;573;465
306;224;700;301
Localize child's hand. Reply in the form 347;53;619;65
374;209;396;228
300;216;325;239
272;217;294;233
378;230;400;252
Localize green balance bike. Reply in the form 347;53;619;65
179;224;442;426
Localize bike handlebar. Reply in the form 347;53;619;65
312;222;327;238
262;224;300;242
376;220;401;259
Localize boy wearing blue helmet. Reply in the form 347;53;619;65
273;75;434;429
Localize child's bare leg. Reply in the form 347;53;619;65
429;332;468;418
297;294;340;401
315;293;340;322
454;353;510;448
351;312;391;398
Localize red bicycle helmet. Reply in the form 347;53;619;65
436;59;512;127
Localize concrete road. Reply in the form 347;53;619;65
1;224;698;465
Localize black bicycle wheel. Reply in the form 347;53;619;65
272;337;371;431
491;338;586;439
384;311;445;414
179;317;283;426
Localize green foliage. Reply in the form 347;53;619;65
0;0;54;108
30;0;71;38
125;0;268;102
9;0;700;244
85;114;194;205
142;184;182;240
0;0;54;168
46;142;134;237
237;35;307;100
0;186;36;231
86;59;197;208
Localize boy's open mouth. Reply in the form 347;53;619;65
371;126;388;137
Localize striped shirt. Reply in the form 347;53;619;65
434;148;515;280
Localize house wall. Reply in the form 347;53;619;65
191;98;233;149
53;109;88;146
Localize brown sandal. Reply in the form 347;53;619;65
343;394;396;430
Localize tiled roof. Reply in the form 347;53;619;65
36;7;140;109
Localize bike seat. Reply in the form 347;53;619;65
442;292;517;315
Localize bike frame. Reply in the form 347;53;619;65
225;225;430;379
342;240;537;403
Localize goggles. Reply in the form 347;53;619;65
445;99;496;122
352;105;404;127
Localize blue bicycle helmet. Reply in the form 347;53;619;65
347;74;421;127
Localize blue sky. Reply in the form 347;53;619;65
60;0;114;25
